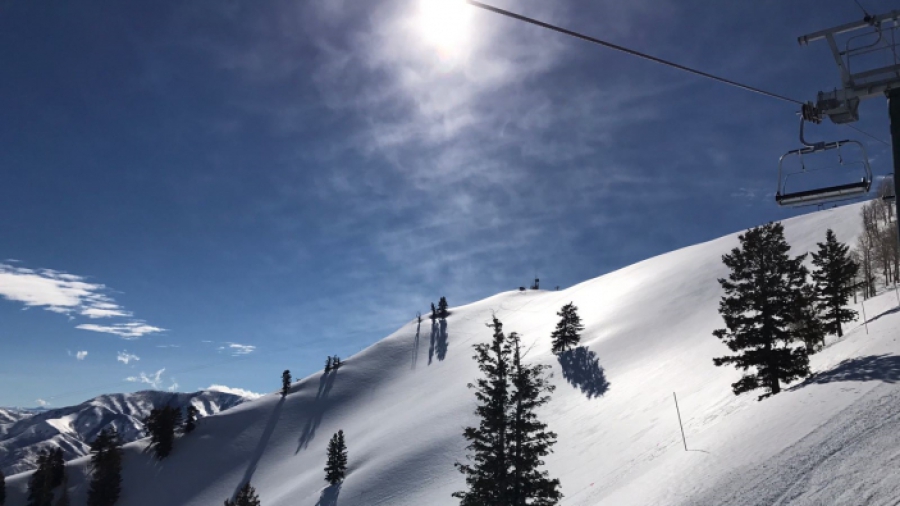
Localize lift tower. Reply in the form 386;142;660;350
796;10;900;235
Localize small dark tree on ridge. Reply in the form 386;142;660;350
281;370;291;397
550;302;583;354
324;430;348;485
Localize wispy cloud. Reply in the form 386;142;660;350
126;368;177;391
35;399;49;407
218;343;256;356
77;322;164;339
0;262;163;338
206;384;262;399
76;350;88;361
117;351;140;364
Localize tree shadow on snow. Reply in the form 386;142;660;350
296;371;337;453
315;484;341;506
792;354;900;389
867;305;900;324
557;347;610;398
435;318;449;361
234;397;284;499
412;316;422;370
428;319;437;365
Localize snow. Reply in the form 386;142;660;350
7;202;900;505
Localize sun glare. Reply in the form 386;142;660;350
417;0;472;57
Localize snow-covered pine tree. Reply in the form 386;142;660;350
0;467;5;506
26;450;53;506
550;302;584;354
812;229;859;338
438;297;450;318
281;370;291;397
324;430;348;485
144;406;181;459
712;222;811;400
87;428;123;506
224;482;261;506
184;405;199;434
454;316;512;506
508;332;561;506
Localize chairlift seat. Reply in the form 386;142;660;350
775;179;870;206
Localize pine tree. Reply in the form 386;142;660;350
324;430;348;485
789;284;827;354
331;356;342;370
0;467;5;506
48;448;65;489
438;297;450;318
508;332;561;506
224;482;261;506
550;302;583;354
184;405;199;434
87;428;123;506
325;356;332;373
713;222;811;400
144;406;181;459
812;229;859;338
281;370;291;397
54;474;69;506
454;316;512;506
27;450;53;506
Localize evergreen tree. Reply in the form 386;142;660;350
87;428;123;506
324;430;348;485
0;467;5;506
144;406;181;459
550;303;583;354
48;448;65;489
438;297;450;318
331;356;342;370
325;356;332;373
508;333;561;506
713;222;811;400
454;317;512;506
184;405;199;434
224;482;261;506
27;450;53;506
54;475;69;506
812;229;859;338
431;302;437;319
281;370;291;397
789;284;827;354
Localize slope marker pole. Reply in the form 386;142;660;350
673;392;688;451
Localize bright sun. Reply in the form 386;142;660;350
416;0;472;57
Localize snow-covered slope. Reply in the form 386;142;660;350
8;203;900;506
0;390;247;476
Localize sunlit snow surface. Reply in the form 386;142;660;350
8;202;900;505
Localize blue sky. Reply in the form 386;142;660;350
0;0;895;407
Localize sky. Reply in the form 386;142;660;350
0;0;896;408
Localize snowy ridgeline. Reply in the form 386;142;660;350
0;390;247;476
8;202;900;506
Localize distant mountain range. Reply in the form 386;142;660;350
0;390;248;476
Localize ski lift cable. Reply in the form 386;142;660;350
466;0;806;106
844;123;891;146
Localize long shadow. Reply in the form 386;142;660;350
296;372;337;453
315;484;341;506
233;397;285;499
792;354;900;389
428;319;438;365
412;315;421;370
868;305;900;324
557;346;610;398
435;318;449;361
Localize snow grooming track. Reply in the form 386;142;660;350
8;202;900;506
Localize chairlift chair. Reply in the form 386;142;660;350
775;117;872;207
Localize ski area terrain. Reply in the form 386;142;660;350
6;202;900;506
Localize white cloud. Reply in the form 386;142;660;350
167;379;179;392
206;384;263;399
77;322;165;339
35;399;49;407
0;262;163;338
126;368;166;389
76;350;88;361
218;343;256;356
117;351;140;364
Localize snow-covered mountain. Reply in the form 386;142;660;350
7;202;900;505
0;390;247;476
